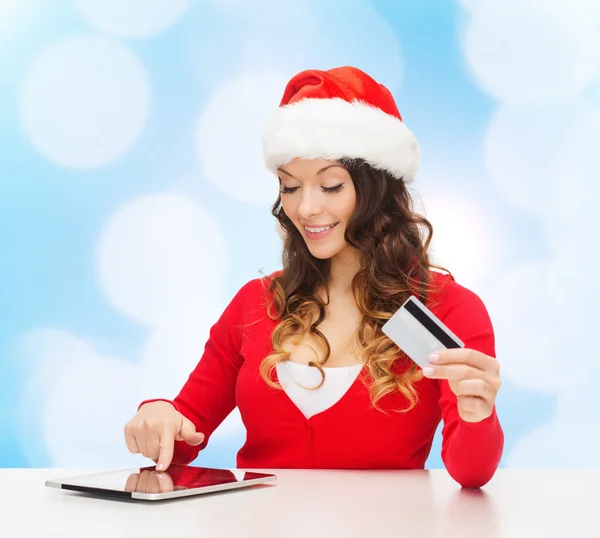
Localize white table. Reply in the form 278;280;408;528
2;468;599;537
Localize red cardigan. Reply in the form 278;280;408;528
140;270;504;488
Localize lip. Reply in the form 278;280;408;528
303;222;339;241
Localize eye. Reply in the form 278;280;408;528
280;186;299;194
323;183;344;193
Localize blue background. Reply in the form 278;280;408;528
2;0;598;469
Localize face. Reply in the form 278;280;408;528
277;158;357;260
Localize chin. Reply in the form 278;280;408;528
307;245;345;260
308;251;334;260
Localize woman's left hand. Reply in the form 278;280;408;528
422;349;501;423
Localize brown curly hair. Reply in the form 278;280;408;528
259;158;450;412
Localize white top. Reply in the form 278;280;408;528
275;361;362;418
9;468;600;537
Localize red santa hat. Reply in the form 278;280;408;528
262;66;421;182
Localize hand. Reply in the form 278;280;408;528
124;401;205;471
124;469;188;494
422;349;501;423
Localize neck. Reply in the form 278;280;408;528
328;246;361;295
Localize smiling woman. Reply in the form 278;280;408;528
263;154;442;411
125;66;504;489
276;159;356;256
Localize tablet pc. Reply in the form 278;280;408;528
45;464;276;500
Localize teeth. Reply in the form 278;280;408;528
305;223;336;233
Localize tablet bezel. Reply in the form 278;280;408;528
45;465;277;500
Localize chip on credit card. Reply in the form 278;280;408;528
382;295;464;369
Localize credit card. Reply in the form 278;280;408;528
382;295;464;369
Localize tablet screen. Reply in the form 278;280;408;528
52;464;274;496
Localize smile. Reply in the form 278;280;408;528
304;223;338;233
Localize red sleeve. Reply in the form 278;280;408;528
436;281;504;488
138;279;255;465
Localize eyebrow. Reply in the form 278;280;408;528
276;164;346;179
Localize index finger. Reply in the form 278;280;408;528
156;429;175;471
429;348;492;370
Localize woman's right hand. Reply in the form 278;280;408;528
124;401;205;471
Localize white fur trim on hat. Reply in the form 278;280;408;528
262;97;421;182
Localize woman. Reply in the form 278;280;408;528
124;66;503;489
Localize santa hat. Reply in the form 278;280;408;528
262;66;421;182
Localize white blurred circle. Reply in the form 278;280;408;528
96;194;228;326
240;0;403;94
17;329;97;466
44;354;145;467
544;207;600;287
416;186;506;292
485;259;588;392
542;107;600;279
456;0;487;12
76;0;191;37
204;0;278;17
196;73;287;206
504;425;564;467
554;365;600;464
463;0;600;104
17;328;96;368
484;100;595;216
507;417;600;468
140;301;226;400
0;0;27;36
548;107;600;218
20;34;150;168
0;0;20;19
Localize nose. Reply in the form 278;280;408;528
297;186;322;220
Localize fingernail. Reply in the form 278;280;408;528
157;473;164;480
428;353;440;362
156;463;164;471
423;366;435;376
